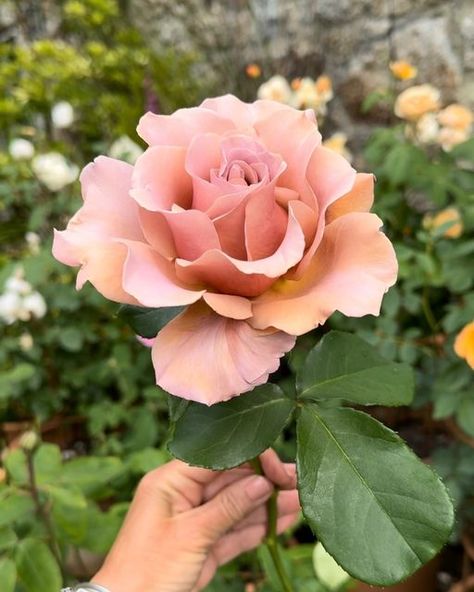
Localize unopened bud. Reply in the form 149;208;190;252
19;430;39;451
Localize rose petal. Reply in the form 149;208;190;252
137;108;236;147
121;240;205;307
290;145;357;279
254;107;322;206
52;156;142;304
130;145;192;211
53;232;137;304
326;173;375;224
175;204;306;296
152;302;295;404
244;191;288;260
250;213;398;335
160;209;221;261
203;293;252;320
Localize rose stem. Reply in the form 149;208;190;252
251;457;294;592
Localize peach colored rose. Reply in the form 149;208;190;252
437;126;470;152
389;61;417;81
53;95;397;404
437;104;473;131
394;84;441;122
454;321;474;369
423;207;463;239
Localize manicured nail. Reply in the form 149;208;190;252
246;475;273;501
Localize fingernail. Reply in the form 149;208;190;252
246;475;273;501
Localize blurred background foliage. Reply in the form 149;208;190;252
0;0;473;591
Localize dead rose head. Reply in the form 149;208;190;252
53;95;397;404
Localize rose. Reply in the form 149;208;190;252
394;84;440;121
437;104;473;131
32;152;79;192
51;101;75;129
53;94;397;404
9;138;34;160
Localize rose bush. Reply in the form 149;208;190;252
53;94;397;404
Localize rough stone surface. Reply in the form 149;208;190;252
129;0;473;149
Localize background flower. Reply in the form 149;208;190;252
32;152;79;191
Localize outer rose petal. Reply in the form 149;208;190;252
130;146;192;211
53;232;137;304
152;302;295;404
52;156;143;304
137;108;236;147
326;173;374;224
251;213;398;335
121;240;205;307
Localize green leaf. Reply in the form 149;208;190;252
456;394;474;437
0;525;17;551
43;484;87;509
0;556;16;592
16;538;62;592
297;331;414;407
126;447;169;473
117;304;185;338
297;405;453;585
168;384;295;469
0;492;35;527
168;394;190;423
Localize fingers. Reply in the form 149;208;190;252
190;474;274;542
213;512;300;566
203;467;254;502
233;489;300;531
260;449;297;490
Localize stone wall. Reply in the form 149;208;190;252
130;0;474;148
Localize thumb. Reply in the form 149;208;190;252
191;474;274;542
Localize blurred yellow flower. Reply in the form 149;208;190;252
437;104;473;131
257;75;292;104
394;84;441;121
454;321;474;369
293;77;323;110
315;75;334;101
246;63;262;79
390;60;418;81
291;78;302;90
423;207;463;238
323;132;352;162
416;113;439;144
437;126;470;152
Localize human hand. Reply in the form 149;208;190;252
92;450;300;592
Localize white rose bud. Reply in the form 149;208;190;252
0;292;23;324
9;138;35;160
23;292;47;319
19;430;40;451
32;152;79;192
5;276;32;295
51;101;75;129
19;333;34;351
109;136;143;164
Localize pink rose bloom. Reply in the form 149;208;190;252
53;95;397;405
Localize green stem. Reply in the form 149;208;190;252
251;458;294;592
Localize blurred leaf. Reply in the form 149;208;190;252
0;492;35;527
16;538;62;592
0;525;17;551
0;556;16;592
